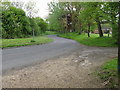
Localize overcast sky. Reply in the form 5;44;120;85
9;0;54;19
33;0;53;19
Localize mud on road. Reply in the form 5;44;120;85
2;45;117;88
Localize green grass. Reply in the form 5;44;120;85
102;59;117;71
44;31;57;35
1;36;53;48
58;32;117;47
97;58;118;88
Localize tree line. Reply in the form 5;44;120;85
48;2;119;40
1;1;48;39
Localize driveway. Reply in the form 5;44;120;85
2;38;118;88
2;35;80;73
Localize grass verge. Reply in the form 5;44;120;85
97;58;118;88
58;33;117;47
44;31;57;35
1;36;53;48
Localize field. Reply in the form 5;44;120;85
1;36;53;48
58;33;117;47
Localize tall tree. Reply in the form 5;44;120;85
79;3;95;37
24;1;38;39
48;2;67;32
101;2;119;40
84;2;104;37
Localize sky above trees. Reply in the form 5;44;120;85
9;0;53;19
8;0;119;19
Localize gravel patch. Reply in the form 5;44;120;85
2;46;118;88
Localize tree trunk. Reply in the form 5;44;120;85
32;29;35;40
87;23;90;37
108;30;110;37
66;13;72;32
108;33;109;37
96;18;103;37
111;17;118;40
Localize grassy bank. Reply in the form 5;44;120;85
1;36;53;48
97;58;118;88
58;33;117;47
44;31;57;35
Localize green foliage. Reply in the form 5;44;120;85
31;18;41;36
48;2;69;32
111;23;118;40
1;1;48;39
37;18;48;33
48;2;119;40
21;16;32;37
2;6;25;38
101;2;119;40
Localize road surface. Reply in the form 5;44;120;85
2;35;80;73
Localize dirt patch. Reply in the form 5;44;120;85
2;46;118;88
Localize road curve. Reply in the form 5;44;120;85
2;35;80;73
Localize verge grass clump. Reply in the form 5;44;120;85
1;36;53;48
58;33;117;47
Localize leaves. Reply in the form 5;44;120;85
2;1;48;39
48;2;119;38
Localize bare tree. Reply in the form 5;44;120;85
24;1;39;41
11;0;24;10
25;1;39;18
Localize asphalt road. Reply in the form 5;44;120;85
2;35;80;73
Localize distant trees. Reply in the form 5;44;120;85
33;17;48;35
101;2;119;40
48;2;67;32
1;1;48;39
48;2;119;39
